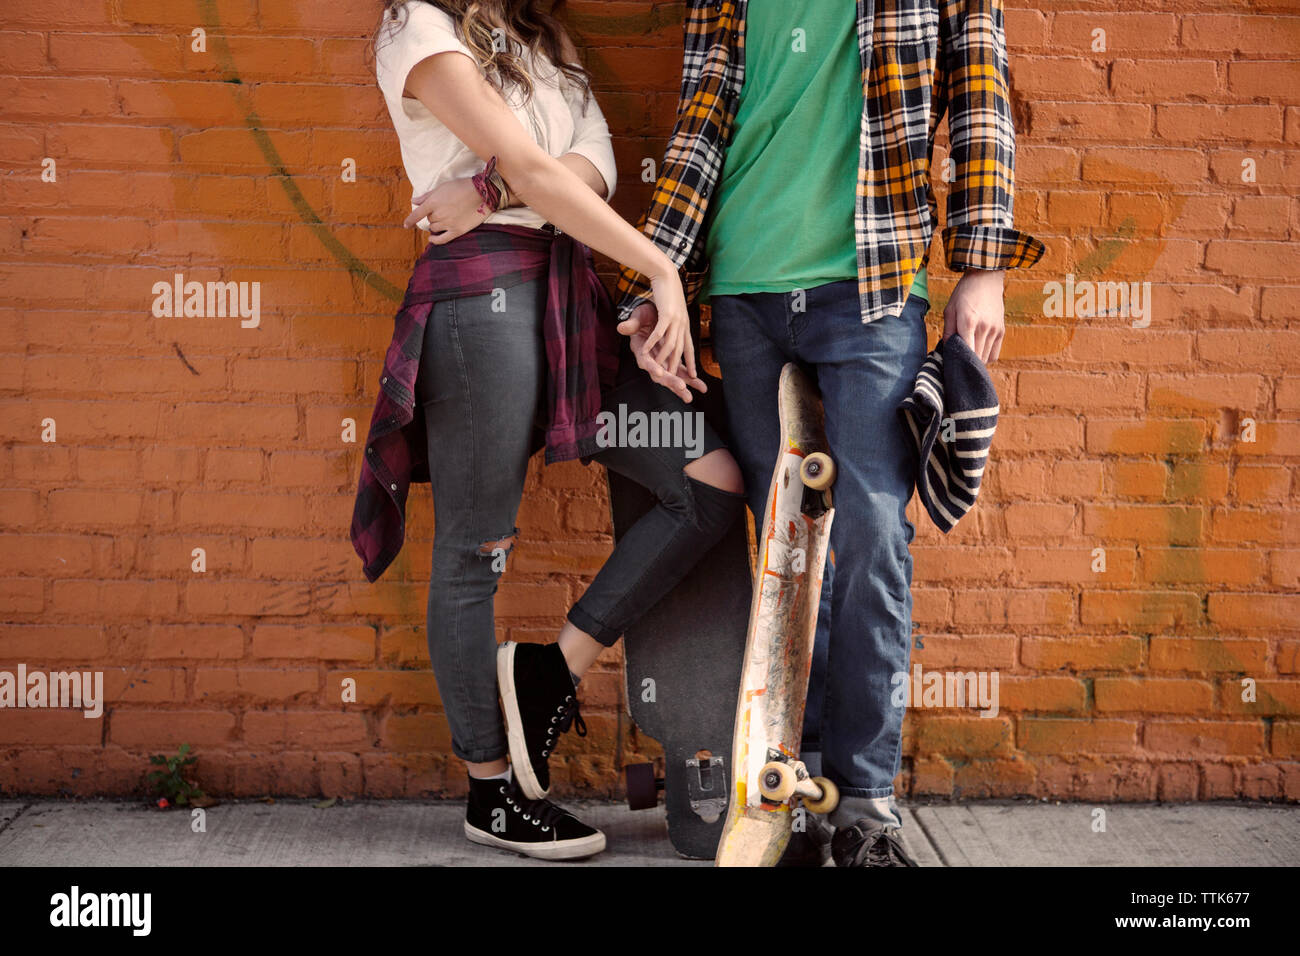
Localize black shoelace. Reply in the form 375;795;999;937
542;694;587;757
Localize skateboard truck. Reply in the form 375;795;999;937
756;755;839;815
625;750;729;823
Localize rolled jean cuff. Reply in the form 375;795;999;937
566;603;622;647
835;784;896;800
452;742;508;765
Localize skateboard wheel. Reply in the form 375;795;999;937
625;762;660;811
804;776;839;815
758;761;797;803
800;452;835;491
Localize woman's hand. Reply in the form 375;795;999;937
402;178;490;244
617;290;708;404
943;268;1006;363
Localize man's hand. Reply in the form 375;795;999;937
617;301;708;404
402;178;490;244
943;268;1006;363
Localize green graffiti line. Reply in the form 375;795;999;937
195;0;403;302
1000;215;1134;326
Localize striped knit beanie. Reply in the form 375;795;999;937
897;333;999;533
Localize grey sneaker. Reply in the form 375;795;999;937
831;821;919;867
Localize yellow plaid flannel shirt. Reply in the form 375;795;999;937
615;0;1046;325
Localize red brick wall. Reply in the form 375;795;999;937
1;1;1296;802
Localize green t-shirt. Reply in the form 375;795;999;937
701;0;927;304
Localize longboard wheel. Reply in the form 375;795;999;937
625;762;660;811
758;761;797;803
800;452;835;491
804;776;839;815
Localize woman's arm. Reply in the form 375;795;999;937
403;50;694;381
407;55;659;297
401;152;603;225
500;153;605;207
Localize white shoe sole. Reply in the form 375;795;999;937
497;641;547;800
464;821;606;861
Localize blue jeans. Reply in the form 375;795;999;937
710;280;928;801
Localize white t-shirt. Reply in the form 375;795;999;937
374;2;618;231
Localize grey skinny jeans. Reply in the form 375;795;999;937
416;275;744;763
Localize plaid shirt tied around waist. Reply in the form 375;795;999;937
615;0;1046;325
350;224;620;583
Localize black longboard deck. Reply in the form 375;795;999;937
607;370;751;860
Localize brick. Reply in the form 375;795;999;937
194;668;319;703
142;625;244;660
911;634;1017;670
185;581;311;617
1095;678;1214;714
1139;548;1265;587
1208;593;1299;631
997;676;1088;713
1083;504;1205;545
0;625;107;660
1274;723;1300;758
0;709;102;745
1220;679;1300;716
1111;59;1220;99
1022;636;1143;671
1017;371;1142;410
379;713;454;753
1156;105;1284;144
1052;14;1179;52
325;669;441;708
250;625;374;662
243;712;370;749
1180;15;1300;56
1149;638;1269;673
914;717;1014;756
1021;718;1138;754
103;668;184;704
1157;763;1199;801
1081;591;1202;629
1273;554;1300;591
1144;720;1264;756
110;710;236;748
952;758;1037;799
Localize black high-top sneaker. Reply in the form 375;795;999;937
464;774;606;861
497;641;587;800
831;821;920;867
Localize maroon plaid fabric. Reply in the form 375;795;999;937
350;224;620;583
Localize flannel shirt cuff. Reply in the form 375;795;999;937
942;224;1046;272
614;265;708;323
614;269;653;324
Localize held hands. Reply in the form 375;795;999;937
943;268;1007;364
402;178;490;244
617;280;708;404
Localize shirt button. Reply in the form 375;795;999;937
390;483;397;491
381;376;388;384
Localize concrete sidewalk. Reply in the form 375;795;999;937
0;798;1295;866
